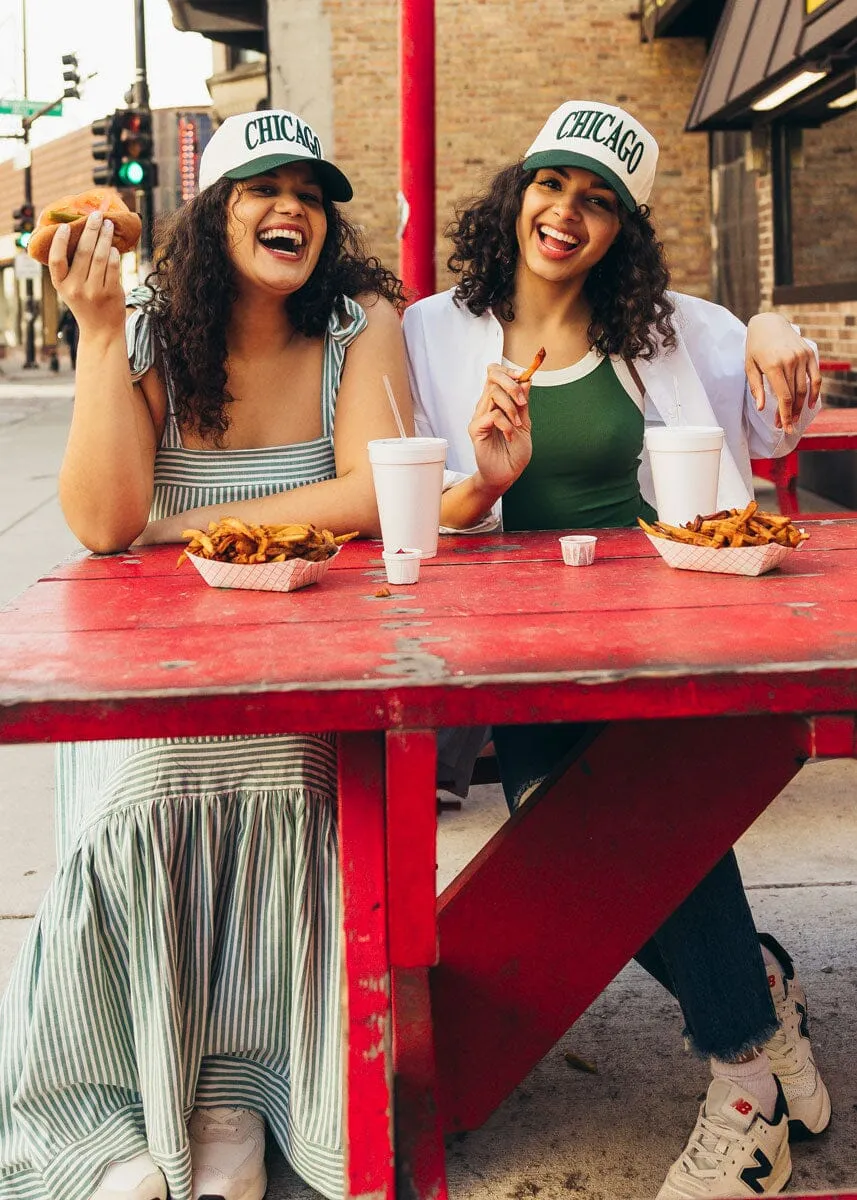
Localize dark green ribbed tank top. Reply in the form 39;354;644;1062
502;353;657;532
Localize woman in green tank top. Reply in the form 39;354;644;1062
423;101;827;1200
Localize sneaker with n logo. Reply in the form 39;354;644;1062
760;933;832;1138
656;1078;791;1198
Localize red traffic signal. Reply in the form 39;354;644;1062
13;203;35;233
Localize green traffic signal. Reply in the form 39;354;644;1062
13;203;35;248
117;160;145;187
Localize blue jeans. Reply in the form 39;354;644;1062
492;722;779;1061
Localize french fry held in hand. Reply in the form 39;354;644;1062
517;346;546;383
178;517;359;567
638;501;808;550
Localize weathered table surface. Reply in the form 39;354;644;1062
1;521;856;1199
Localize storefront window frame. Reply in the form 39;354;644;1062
771;115;857;304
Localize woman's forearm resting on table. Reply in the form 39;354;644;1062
136;467;383;545
58;334;158;553
440;473;504;530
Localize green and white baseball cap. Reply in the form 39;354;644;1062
198;108;353;202
523;101;658;212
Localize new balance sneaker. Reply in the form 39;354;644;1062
90;1152;167;1200
656;1078;791;1199
189;1107;267;1200
760;933;832;1138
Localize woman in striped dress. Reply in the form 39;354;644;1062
0;110;411;1200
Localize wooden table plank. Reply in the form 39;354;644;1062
6;546;857;636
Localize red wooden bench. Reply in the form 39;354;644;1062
752;403;857;515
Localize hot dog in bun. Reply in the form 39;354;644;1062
27;188;142;265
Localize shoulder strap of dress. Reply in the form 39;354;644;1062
125;285;182;449
321;296;368;438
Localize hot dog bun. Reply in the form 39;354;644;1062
28;188;142;265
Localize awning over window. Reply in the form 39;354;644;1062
167;0;265;50
641;0;725;41
687;0;857;130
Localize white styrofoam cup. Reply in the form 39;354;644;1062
368;437;448;558
644;425;724;526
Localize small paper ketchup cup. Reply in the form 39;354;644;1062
559;535;598;567
382;548;422;584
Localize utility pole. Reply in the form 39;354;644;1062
20;0;37;369
132;0;154;267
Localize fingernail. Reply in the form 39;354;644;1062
87;211;101;226
103;219;114;235
56;222;70;237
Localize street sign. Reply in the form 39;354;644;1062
14;252;41;281
0;98;62;118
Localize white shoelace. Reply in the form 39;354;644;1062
766;1023;796;1065
678;1111;745;1182
195;1107;245;1136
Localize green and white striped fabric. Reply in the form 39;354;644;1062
0;294;368;1200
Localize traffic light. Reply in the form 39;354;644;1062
91;110;123;187
13;203;35;250
116;108;157;189
91;107;158;190
62;51;81;100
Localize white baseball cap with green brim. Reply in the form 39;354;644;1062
198;109;353;202
523;101;659;212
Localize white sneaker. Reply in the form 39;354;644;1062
656;1078;791;1199
761;935;832;1138
189;1107;267;1200
91;1152;167;1200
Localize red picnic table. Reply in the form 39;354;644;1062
752;401;857;515
2;523;857;1200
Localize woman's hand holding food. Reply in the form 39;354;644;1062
469;363;534;492
745;312;821;436
48;209;127;340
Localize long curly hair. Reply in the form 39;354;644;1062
447;162;676;361
142;178;406;442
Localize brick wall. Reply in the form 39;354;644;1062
324;0;711;297
792;109;857;290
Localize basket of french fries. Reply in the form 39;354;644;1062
638;502;808;577
178;517;358;592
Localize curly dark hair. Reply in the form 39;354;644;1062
446;162;676;361
142;177;406;442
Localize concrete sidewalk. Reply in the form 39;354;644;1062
1;358;856;1198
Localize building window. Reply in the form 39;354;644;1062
772;104;857;302
226;46;266;69
711;131;760;323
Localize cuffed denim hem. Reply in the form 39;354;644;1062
682;1017;781;1063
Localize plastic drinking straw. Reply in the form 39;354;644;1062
672;376;682;426
382;373;408;439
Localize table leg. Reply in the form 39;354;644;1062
432;714;809;1131
385;731;448;1200
339;732;395;1200
770;450;800;515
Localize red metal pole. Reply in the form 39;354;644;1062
399;0;436;301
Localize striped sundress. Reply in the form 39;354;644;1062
0;295;368;1200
